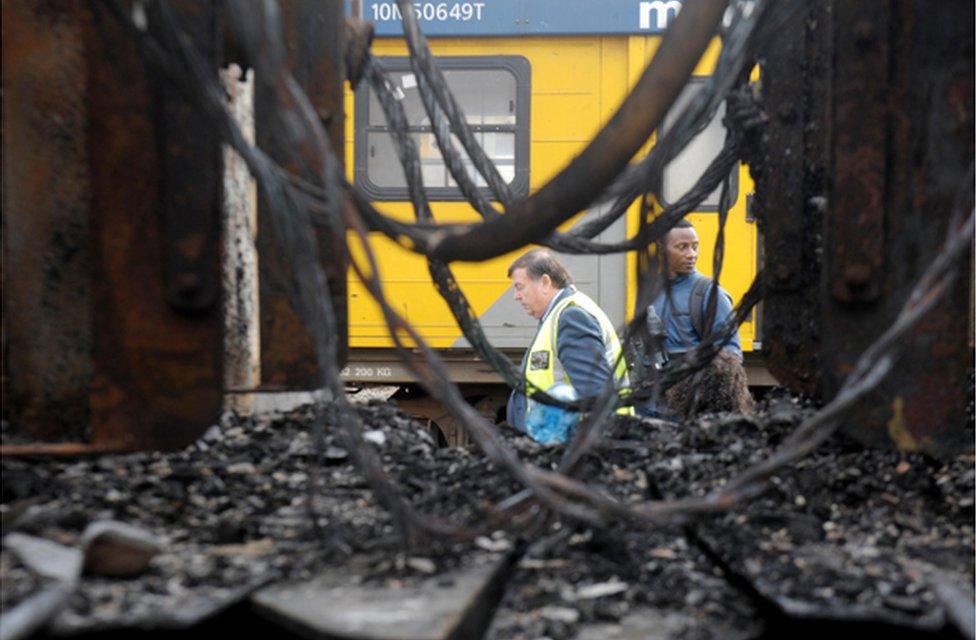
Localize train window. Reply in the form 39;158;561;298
660;80;738;210
355;56;531;200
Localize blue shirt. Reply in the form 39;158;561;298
650;271;742;359
506;287;613;430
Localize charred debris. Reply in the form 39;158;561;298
2;397;974;639
2;0;975;639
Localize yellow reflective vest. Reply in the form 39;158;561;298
524;289;634;417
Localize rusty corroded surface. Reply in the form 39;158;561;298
756;0;973;456
827;1;889;305
85;0;223;451
823;1;974;455
2;0;93;441
2;1;224;452
152;2;222;313
751;0;829;396
256;0;348;389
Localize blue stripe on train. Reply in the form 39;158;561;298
348;0;682;37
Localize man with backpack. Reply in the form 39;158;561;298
648;219;753;417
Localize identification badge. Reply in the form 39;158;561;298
529;350;550;370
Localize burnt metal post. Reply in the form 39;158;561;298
757;0;974;456
2;1;350;453
2;1;223;453
748;0;831;397
256;0;349;390
3;0;94;443
823;0;974;455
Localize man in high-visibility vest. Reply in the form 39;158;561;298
504;250;632;439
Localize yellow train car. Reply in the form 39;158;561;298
341;1;766;408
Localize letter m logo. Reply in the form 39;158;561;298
639;1;682;31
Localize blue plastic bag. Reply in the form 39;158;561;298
526;383;580;444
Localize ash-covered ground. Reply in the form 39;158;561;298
1;392;973;638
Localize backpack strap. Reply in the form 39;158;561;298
688;276;731;340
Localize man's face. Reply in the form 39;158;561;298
665;227;699;277
511;267;555;320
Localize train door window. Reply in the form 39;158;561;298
660;80;737;209
355;56;530;200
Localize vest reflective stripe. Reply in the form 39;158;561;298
524;290;634;416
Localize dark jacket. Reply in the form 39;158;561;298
506;287;613;430
650;271;742;359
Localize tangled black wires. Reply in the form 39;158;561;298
101;0;974;544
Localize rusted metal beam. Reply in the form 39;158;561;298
256;0;348;389
0;442;131;458
827;2;889;305
751;0;830;396
2;0;93;442
84;0;223;451
154;3;223;313
821;0;974;456
759;0;974;456
2;1;224;453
